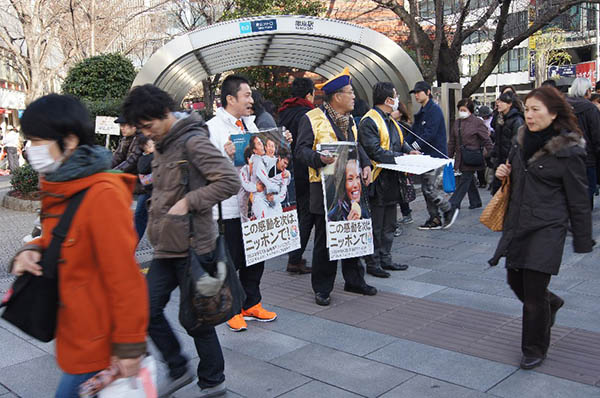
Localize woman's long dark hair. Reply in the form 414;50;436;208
524;86;582;136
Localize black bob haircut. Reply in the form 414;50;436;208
221;75;250;108
122;84;176;126
372;82;395;106
20;94;95;152
291;77;314;99
456;98;474;114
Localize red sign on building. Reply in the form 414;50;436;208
576;61;596;84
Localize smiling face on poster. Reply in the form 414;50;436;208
230;127;300;265
318;142;374;261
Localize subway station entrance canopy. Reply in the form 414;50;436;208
133;15;423;106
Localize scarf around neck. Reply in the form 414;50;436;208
522;125;559;161
323;101;351;139
45;145;113;182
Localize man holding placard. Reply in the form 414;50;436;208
296;67;377;306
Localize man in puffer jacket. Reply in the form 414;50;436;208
566;77;600;206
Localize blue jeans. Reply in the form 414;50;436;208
55;371;98;398
135;193;150;241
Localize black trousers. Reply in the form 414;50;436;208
311;213;366;295
288;179;317;264
370;204;397;268
507;268;563;358
449;171;481;209
223;218;264;310
147;257;225;387
476;169;486;186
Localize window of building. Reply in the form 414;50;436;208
587;3;597;31
419;0;435;19
505;11;527;39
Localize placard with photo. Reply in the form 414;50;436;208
230;127;300;265
318;142;374;260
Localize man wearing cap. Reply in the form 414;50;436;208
112;115;143;174
408;81;458;230
359;82;417;278
296;67;377;306
112;115;145;238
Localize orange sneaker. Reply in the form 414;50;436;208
242;303;277;322
227;313;247;332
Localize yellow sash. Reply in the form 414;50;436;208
360;109;404;181
306;108;358;183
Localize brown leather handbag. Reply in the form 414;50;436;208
480;176;510;231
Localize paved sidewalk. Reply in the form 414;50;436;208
1;187;600;397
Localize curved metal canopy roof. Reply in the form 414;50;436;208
133;15;423;107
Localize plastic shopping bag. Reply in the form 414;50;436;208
99;356;157;398
79;355;157;398
442;162;455;193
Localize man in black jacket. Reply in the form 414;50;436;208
112;115;143;174
567;77;600;206
295;67;376;306
358;82;415;278
278;77;315;274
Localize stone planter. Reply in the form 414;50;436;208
1;191;40;213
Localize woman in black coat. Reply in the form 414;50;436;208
490;93;524;194
490;86;594;370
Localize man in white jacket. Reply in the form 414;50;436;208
206;75;278;332
3;126;20;173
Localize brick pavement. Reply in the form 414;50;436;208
1;187;600;397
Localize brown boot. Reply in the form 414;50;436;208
286;259;312;274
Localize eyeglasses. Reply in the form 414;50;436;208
339;89;354;95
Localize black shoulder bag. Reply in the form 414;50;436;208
178;134;245;333
458;120;485;167
1;189;88;342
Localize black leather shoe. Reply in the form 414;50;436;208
382;263;409;271
468;203;482;209
344;283;377;296
520;355;545;370
550;297;565;327
287;259;312;274
367;266;391;278
315;292;330;306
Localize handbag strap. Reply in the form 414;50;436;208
42;189;89;279
457;120;464;148
181;133;224;236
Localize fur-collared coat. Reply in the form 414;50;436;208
489;126;593;274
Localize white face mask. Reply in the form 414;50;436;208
391;97;399;112
27;144;62;174
458;111;470;119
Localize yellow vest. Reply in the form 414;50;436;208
306;108;358;183
360;109;404;181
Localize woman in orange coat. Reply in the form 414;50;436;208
9;94;149;397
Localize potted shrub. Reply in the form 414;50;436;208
2;163;40;212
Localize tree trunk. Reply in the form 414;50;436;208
436;44;461;84
202;78;215;118
201;73;221;118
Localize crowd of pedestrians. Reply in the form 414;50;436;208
4;70;598;397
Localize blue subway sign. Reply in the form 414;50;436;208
239;19;277;35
